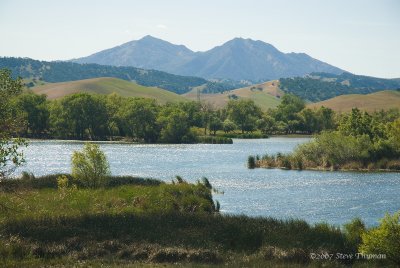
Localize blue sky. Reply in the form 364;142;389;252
0;0;399;78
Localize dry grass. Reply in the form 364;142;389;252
308;90;400;112
32;77;188;103
184;80;283;110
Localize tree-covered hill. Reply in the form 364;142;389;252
279;72;400;102
0;57;240;94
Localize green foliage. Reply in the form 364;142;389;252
14;92;49;136
197;136;233;144
222;119;236;133
279;72;400;102
343;218;366;249
227;99;262;133
157;105;195;143
359;211;400;265
0;139;27;179
0;69;27;179
0;174;162;192
247;156;256;169
118;98;159;142
257;114;276;134
71;143;111;188
56;175;69;190
294;131;372;168
208;114;223;135
50;93;109;139
339;108;375;139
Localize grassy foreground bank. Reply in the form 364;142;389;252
0;174;397;267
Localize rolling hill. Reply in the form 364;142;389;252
279;72;400;102
0;57;233;95
73;35;344;81
31;77;188;103
184;80;283;110
308;90;400;112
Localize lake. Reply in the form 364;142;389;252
17;137;400;226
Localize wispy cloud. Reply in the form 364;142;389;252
156;24;167;29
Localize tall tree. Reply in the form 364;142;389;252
0;69;26;179
15;92;49;136
118;98;159;142
227;99;262;133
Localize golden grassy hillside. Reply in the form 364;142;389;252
184;80;283;110
32;77;187;103
308;90;400;112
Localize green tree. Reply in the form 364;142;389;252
118;98;159;142
274;94;305;134
275;94;305;122
359;211;400;265
14;92;49;136
299;108;319;134
71;143;111;188
339;108;373;139
257;114;276;134
0;69;26;179
106;93;126;138
386;118;400;153
50;93;109;139
343;218;366;249
177;101;203;127
317;106;336;131
227;99;262;133
222;119;236;133
157;106;195;143
209;114;223;136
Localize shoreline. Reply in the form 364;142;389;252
254;164;400;173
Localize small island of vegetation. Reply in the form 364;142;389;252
249;108;400;171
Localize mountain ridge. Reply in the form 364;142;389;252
73;35;345;81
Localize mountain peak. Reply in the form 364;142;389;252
139;35;162;42
223;37;278;50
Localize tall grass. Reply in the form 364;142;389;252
0;174;390;267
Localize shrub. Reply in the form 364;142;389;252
248;156;256;169
386;160;400;170
359;211;400;265
56;175;69;190
343;218;366;249
71;143;111;188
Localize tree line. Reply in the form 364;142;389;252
11;90;341;143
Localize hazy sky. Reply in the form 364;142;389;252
1;0;399;78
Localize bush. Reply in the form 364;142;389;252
197;136;233;144
343;218;366;249
359;211;400;265
71;143;111;188
248;156;256;169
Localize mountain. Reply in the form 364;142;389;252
279;72;400;102
73;36;345;81
184;80;283;110
31;77;187;103
73;35;194;72
308;90;400;112
176;38;344;81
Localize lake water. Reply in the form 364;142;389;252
17;138;400;226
